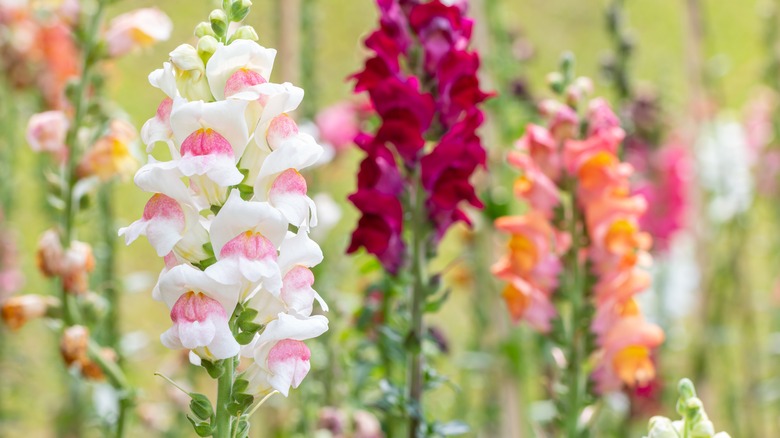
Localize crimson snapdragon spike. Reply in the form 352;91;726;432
347;0;490;435
348;0;489;272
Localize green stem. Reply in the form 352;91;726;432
98;181;120;350
214;359;235;438
407;176;428;438
60;0;109;328
564;190;586;438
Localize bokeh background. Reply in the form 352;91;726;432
2;0;779;436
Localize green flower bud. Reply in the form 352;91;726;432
230;25;259;43
197;35;219;61
194;21;216;38
210;9;229;38
229;0;252;22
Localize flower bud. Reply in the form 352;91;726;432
197;35;219;61
230;25;259;42
60;325;89;366
61;241;96;295
1;295;58;330
229;0;252;22
209;9;228;38
195;21;216;38
37;229;64;277
170;44;214;101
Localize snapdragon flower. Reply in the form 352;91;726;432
122;3;328;434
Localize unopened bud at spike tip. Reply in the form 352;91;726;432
209;9;228;38
195;22;216;38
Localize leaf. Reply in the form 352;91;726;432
424;289;451;313
202;360;224;379
237;320;262;333
235;331;256;345
189;393;214;421
237;308;258;325
186;415;213;437
233;378;249;394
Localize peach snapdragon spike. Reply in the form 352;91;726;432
492;65;663;435
121;2;327;436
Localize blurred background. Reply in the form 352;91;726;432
1;0;780;436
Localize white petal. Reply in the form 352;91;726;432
277;231;323;272
178;320;217;350
206;321;240;360
148;62;178;98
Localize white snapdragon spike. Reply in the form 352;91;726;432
157;265;241;361
119;193;209;262
206;190;287;298
124;13;329;406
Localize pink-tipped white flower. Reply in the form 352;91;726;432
157;265;241;361
119;193;209;262
253;116;322;229
27;110;69;160
105;8;172;58
243;313;328;396
206;39;277;101
206;190;288;297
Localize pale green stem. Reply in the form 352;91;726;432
407;176;428;438
564;190;586;438
214;358;235;438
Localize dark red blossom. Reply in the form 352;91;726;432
347;0;489;273
408;0;473;73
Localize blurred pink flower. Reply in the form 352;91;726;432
104;8;172;58
26;110;69;161
633;143;691;252
315;101;365;151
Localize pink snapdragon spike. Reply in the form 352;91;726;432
104;8;172;58
494;83;663;397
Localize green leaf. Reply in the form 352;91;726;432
234;393;254;411
237;308;258;324
237;320;262;333
226;401;242;417
235;419;250;438
189;393;214;421
424;289;451;313
233;378;249;394
235;331;256;345
186;415;213;437
202;360;224;379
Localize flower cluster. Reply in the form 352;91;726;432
121;17;328;398
0;0;79;109
644;378;730;438
347;0;490;273
493;87;663;393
